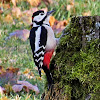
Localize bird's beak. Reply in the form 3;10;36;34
47;10;55;16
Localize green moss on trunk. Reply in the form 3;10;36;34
42;16;100;100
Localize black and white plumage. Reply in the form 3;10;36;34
30;26;47;76
29;10;56;87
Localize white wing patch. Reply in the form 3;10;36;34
35;26;41;52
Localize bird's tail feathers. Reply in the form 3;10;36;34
38;68;41;77
42;66;53;89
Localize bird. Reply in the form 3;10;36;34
29;10;56;88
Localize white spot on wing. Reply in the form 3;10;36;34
34;46;45;53
39;62;43;68
34;51;44;57
35;57;44;62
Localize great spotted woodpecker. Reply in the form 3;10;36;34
29;10;56;88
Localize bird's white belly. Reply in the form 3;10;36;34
46;36;56;52
44;25;56;52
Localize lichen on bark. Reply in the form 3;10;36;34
42;16;100;100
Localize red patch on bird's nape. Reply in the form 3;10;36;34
43;50;54;69
32;17;34;22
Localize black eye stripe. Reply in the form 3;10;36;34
32;10;44;17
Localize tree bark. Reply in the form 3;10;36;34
42;16;100;100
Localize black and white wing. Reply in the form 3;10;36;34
29;26;47;76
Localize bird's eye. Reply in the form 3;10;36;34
40;13;44;15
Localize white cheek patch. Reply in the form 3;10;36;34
34;16;39;22
34;13;46;22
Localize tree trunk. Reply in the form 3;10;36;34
42;16;100;100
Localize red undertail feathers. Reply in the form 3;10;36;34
43;50;54;69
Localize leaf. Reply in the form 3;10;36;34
0;66;6;74
12;84;23;92
6;67;19;74
0;3;10;9
1;0;10;3
27;0;41;6
70;0;75;6
56;20;68;29
12;7;22;18
0;86;5;95
49;16;56;27
11;0;17;6
5;14;13;23
66;0;75;12
42;0;53;5
6;29;30;41
0;96;9;100
82;11;91;16
52;18;70;34
23;69;34;79
23;68;30;74
66;5;73;11
17;81;40;94
0;67;19;86
41;69;45;74
36;77;42;81
0;67;39;95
